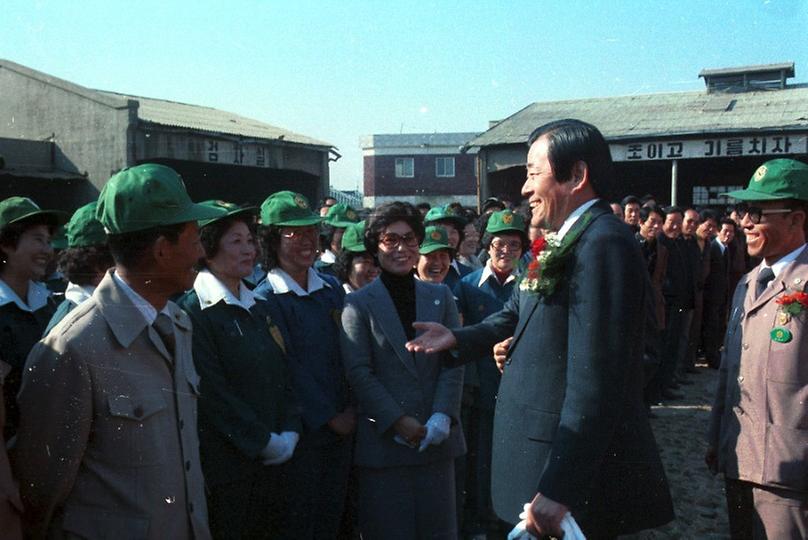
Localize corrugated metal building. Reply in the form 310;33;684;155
0;59;336;210
469;62;808;207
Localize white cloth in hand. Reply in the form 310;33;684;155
261;431;300;465
507;504;586;540
418;412;451;452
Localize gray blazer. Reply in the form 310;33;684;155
14;271;211;540
340;277;465;468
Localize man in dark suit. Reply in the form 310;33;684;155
702;217;735;368
407;119;673;539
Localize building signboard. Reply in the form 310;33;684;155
611;134;808;162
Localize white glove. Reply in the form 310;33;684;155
418;412;451;452
261;431;300;465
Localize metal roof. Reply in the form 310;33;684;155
99;91;331;148
468;85;808;148
362;132;479;149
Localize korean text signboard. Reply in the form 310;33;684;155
611;134;808;162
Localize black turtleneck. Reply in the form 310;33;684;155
380;269;416;340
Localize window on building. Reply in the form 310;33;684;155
395;158;414;178
692;185;744;206
435;157;455;177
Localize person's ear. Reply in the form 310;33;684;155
569;161;590;193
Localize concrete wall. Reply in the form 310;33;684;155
0;62;135;195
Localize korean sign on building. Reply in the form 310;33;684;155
204;140;273;167
611;134;808;162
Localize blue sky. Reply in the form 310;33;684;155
2;0;807;190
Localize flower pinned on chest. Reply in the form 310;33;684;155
520;232;562;296
774;290;808;323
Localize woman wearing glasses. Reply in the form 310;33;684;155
253;191;355;539
340;201;465;540
452;209;527;538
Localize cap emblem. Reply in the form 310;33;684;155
502;213;513;224
294;195;308;209
754;165;767;182
431;230;443;241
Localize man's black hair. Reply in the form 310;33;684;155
107;223;186;270
621;195;641;208
639;205;666;223
663;205;684;218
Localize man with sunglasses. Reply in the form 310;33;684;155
707;158;808;539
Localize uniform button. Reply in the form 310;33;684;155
742;343;749;350
133;406;144;418
737;375;744;384
185;460;191;471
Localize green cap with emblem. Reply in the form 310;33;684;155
485;209;526;234
65;202;107;248
96;164;225;234
419;225;453;255
325;203;360;228
724;159;808;202
341;220;367;253
197;200;258;228
424;204;467;227
260;191;322;227
0;196;68;231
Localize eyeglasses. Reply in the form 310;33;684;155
380;232;419;248
280;227;318;240
740;207;793;224
491;239;523;252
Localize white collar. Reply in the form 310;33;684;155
761;243;807;279
112;271;170;325
64;282;95;306
194;269;257;311
0;278;50;312
265;267;331;297
320;249;337;264
556;198;599;241
478;262;517;287
342;282;355;294
717;240;728;253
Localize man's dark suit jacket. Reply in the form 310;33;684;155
451;201;673;536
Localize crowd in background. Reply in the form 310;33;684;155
0;165;759;539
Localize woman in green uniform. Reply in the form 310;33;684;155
177;200;301;539
0;197;66;441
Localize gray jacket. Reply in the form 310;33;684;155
340;277;465;468
14;271;211;539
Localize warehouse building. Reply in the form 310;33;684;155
469;62;808;208
0;59;336;210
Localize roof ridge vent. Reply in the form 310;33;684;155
699;62;795;93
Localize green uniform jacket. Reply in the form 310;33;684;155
178;289;302;487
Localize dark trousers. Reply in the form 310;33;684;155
725;478;808;539
703;296;728;368
208;466;285;539
647;305;691;401
358;458;457;540
282;429;353;540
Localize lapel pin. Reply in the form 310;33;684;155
770;327;792;344
434;299;440;305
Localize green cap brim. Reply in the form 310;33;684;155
275;216;323;227
167;203;228;228
200;206;257;228
419;245;453;255
327;219;355;228
9;209;70;228
721;189;787;201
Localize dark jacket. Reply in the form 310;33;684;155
177;287;302;487
451;201;673;535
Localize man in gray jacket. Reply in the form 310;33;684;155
14;164;224;539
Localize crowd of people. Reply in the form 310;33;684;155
0;118;805;539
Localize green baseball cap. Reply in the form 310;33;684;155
260;191;322;227
325;203;360;228
341;220;367;253
197;200;258;228
486;209;526;235
96;164;224;234
0;196;68;231
419;225;453;255
723;159;808;202
424;204;466;227
66;202;107;248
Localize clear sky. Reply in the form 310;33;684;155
2;0;807;191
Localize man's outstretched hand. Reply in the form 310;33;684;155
405;322;457;353
525;492;568;538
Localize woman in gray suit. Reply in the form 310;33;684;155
340;202;465;540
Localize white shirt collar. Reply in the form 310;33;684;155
194;269;257;311
64;282;95;306
342;282;355;294
0;278;50;312
112;271;170;325
762;243;807;279
320;249;337;264
717;240;727;253
478;261;517;287
556;198;599;241
265;267;331;297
